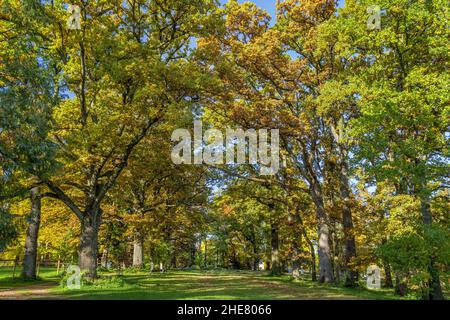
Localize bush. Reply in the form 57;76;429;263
59;272;125;289
377;225;450;299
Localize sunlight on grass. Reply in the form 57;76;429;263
45;270;399;300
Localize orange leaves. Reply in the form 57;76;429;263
277;0;335;25
225;0;271;43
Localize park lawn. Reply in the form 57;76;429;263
50;270;399;300
0;267;399;300
0;266;59;289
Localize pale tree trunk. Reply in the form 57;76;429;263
132;231;144;268
311;184;334;283
21;187;41;279
79;209;102;279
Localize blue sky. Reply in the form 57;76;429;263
222;0;346;18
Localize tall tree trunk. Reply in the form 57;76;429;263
420;191;444;300
132;231;144;268
337;154;358;287
79;209;102;279
270;222;282;275
381;238;393;288
21;187;41;279
311;184;334;283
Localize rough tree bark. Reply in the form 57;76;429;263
310;183;334;283
132;231;144;268
21;187;41;279
79;209;102;279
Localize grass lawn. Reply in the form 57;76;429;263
0;267;399;300
0;266;59;289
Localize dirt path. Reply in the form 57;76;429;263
0;282;60;300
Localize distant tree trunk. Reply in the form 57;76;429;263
79;209;102;279
381;238;393;288
248;228;258;271
291;248;300;278
189;239;196;267
231;248;240;269
171;252;177;269
309;243;317;281
132;231;144;268
419;191;444;300
332;230;340;284
383;262;393;288
270;222;282;275
251;239;258;271
21;187;41;279
293;209;317;281
395;273;408;296
290;219;303;278
204;237;207;269
215;247;219;268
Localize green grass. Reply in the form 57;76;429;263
0;266;59;289
52;270;399;300
0;267;399;300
